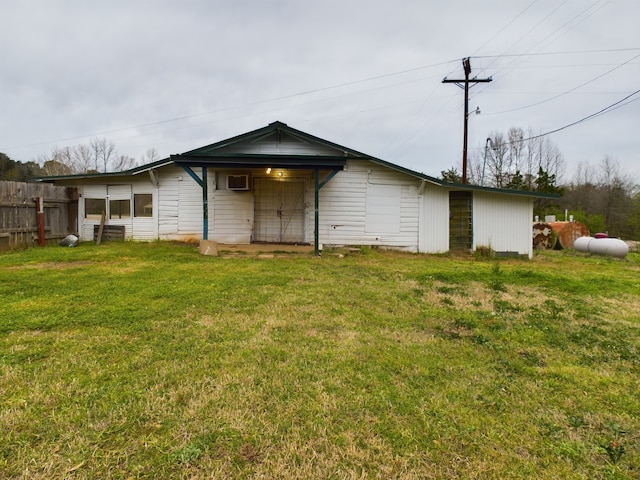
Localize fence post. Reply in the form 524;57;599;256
36;197;46;247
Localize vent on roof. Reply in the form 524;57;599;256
227;174;251;191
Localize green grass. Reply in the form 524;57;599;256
1;242;639;479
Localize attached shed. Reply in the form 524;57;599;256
40;121;553;257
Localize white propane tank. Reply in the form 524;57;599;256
574;236;629;259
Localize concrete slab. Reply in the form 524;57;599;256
217;243;314;257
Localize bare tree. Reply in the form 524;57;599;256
90;138;116;172
507;127;524;176
469;127;565;190
141;148;160;164
111;155;137;172
598;156;634;234
40;138;139;174
73;144;94;173
562;156;637;237
52;147;73;167
573;160;595;186
480;131;509;188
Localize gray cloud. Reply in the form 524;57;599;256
1;0;638;181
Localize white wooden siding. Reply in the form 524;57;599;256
79;184;106;241
72;161;535;257
216;131;340;156
178;178;203;234
158;167;183;238
366;184;401;234
473;192;533;258
210;190;253;243
318;160;420;251
78;181;158;241
131;183;158;241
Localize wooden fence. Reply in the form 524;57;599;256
0;181;78;251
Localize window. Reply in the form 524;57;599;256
134;194;153;217
85;198;106;220
109;199;131;219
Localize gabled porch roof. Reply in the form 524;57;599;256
171;120;351;170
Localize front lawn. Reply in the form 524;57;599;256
1;242;638;478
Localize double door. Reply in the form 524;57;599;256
254;178;305;243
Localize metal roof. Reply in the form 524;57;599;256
36;121;559;199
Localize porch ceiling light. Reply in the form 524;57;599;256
266;168;271;174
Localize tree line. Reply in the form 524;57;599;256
0;139;160;181
441;126;640;240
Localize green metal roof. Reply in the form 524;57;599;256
36;121;559;199
35;157;174;181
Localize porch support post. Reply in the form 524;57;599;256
314;169;319;256
181;165;209;240
313;168;341;256
201;167;208;240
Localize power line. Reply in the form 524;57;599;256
471;0;540;57
505;89;640;145
473;47;640;60
473;1;612;97
475;0;570;77
532;0;612;53
483;52;640;115
7;47;639;154
6;60;455;151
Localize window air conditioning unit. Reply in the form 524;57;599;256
227;174;251;191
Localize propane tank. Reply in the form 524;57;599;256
574;236;629;259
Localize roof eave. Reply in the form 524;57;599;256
36;157;173;182
171;153;347;170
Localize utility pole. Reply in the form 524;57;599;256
442;57;492;184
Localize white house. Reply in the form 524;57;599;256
40;121;553;257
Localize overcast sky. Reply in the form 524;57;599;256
1;1;638;182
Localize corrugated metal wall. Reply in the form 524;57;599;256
473;191;533;258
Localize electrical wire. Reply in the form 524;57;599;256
483;53;640;115
474;0;570;77
471;0;540;58
533;0;612;53
474;1;614;95
7;60;455;151
473;47;640;59
504;89;640;145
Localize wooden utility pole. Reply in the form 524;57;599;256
442;57;492;183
